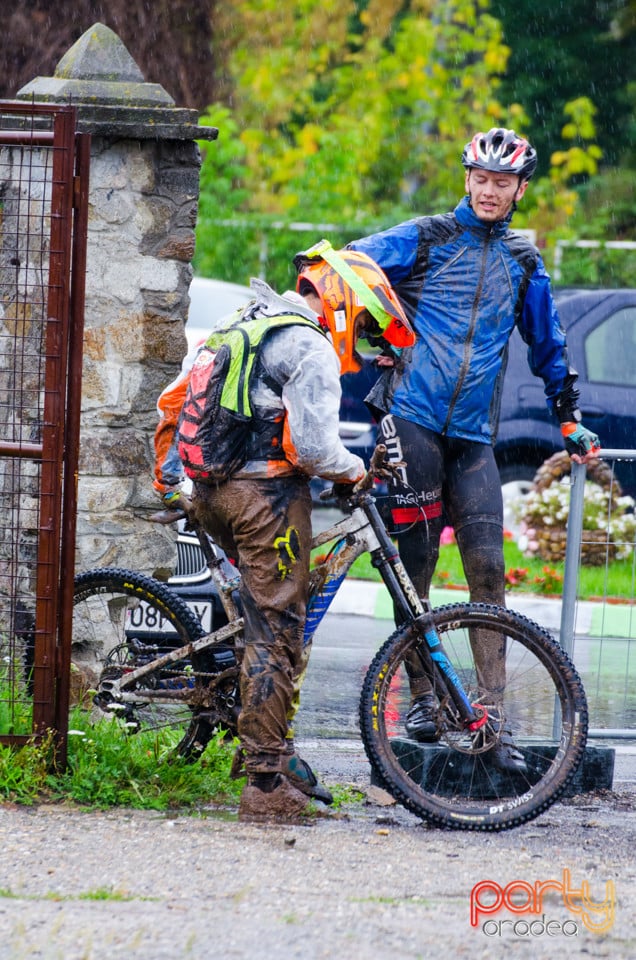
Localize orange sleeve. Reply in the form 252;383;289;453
152;370;191;493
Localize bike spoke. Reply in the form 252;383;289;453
360;603;588;831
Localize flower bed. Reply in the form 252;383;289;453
517;451;636;566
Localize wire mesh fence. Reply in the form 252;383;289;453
0;118;55;740
561;452;636;740
0;102;89;755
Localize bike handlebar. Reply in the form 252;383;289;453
318;443;400;503
152;443;399;517
149;492;195;526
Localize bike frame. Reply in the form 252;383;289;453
99;488;484;734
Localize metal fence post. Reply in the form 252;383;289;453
559;460;587;659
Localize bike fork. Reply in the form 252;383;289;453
411;605;488;734
362;498;487;733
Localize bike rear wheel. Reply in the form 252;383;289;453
359;602;588;831
73;568;207;734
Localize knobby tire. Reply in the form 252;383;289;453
73;567;206;735
359;602;588;831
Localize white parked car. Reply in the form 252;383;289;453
185;276;253;350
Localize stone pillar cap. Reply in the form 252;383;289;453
17;23;217;142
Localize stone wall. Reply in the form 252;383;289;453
76;137;198;576
17;23;218;578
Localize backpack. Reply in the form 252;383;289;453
177;311;320;483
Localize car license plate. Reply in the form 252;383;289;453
126;600;213;635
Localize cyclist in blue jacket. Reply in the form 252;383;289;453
348;127;601;772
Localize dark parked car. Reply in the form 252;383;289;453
495;288;636;501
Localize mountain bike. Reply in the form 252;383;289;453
73;446;588;831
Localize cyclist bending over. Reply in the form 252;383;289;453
153;244;414;821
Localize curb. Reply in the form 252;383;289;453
329;579;606;636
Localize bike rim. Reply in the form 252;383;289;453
73;569;205;735
360;604;588;831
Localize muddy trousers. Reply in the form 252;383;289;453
379;415;507;703
193;476;312;774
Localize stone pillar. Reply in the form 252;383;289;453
17;23;217;577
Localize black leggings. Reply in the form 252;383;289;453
379;414;505;606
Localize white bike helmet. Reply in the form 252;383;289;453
462;128;537;181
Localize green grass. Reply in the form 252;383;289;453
0;702;369;813
0;886;156;902
0;730;51;803
346;538;636;601
0;707;245;810
0;708;365;814
0;661;33;736
329;783;365;810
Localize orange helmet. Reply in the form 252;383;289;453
293;240;415;374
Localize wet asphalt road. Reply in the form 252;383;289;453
293;613;387;741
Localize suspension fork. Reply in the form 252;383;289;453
361;493;486;731
407;609;487;731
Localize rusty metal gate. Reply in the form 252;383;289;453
0;101;89;762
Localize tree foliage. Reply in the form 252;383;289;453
488;0;636;173
2;1;632;287
198;0;555;286
209;0;522;221
197;0;629;287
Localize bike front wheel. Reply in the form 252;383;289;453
359;603;588;831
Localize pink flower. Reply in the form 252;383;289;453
440;526;456;545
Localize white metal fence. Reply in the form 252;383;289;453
561;451;636;740
553;240;636;283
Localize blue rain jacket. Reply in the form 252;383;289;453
349;196;573;444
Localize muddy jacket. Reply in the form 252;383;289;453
153;279;365;493
349;196;573;444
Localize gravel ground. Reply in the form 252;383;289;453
0;739;635;960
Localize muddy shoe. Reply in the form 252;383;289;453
489;733;528;775
405;694;440;743
238;774;313;823
282;753;333;805
486;710;528;775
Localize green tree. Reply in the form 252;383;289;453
488;0;635;173
199;0;537;286
210;0;521;219
196;0;631;287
